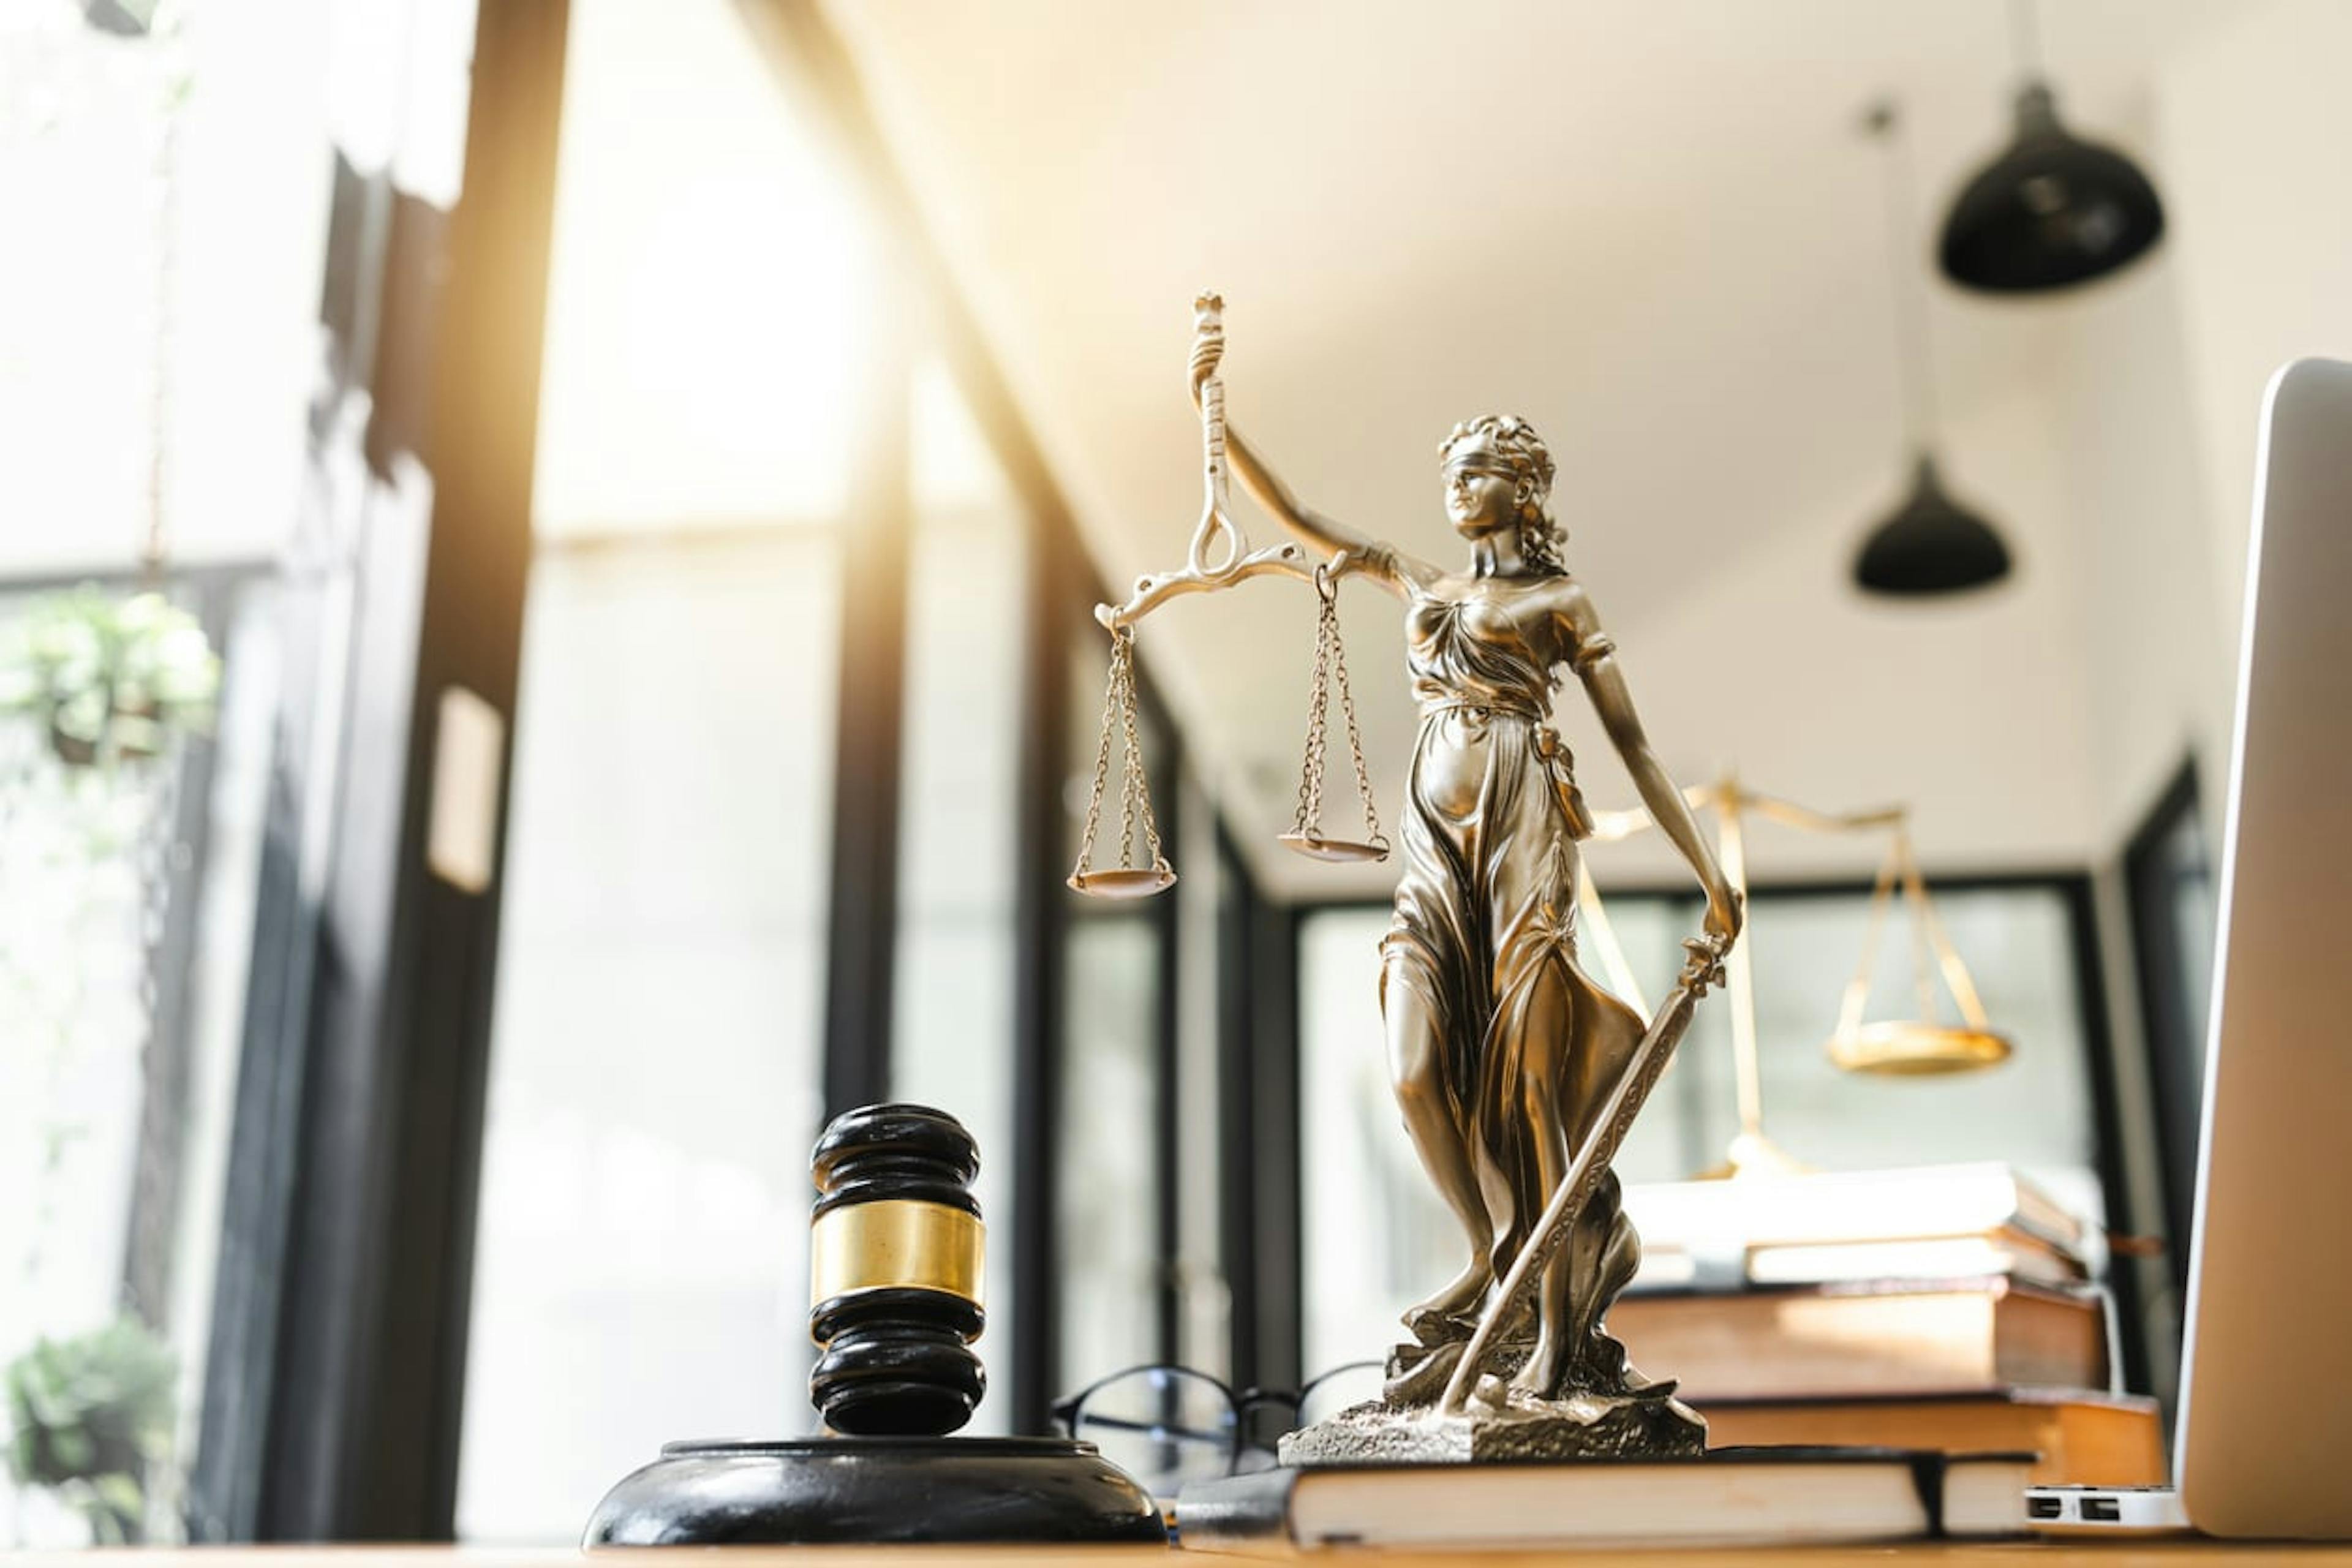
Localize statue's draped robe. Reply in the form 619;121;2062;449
1381;580;1648;1391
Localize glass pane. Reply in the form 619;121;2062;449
459;533;840;1542
1653;886;2101;1213
2161;808;2217;1088
1055;630;1176;1400
890;362;1025;1433
1170;772;1227;1378
1286;1360;1384;1442
458;0;865;1536
0;576;279;1548
1297;907;1435;1377
1;0;334;1542
1057;914;1164;1399
529;0;873;538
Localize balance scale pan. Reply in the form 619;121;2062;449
1277;832;1390;864
1826;1021;2012;1076
1066;867;1178;900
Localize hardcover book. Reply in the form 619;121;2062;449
1172;1447;2034;1554
1695;1388;2165;1486
1608;1275;2108;1400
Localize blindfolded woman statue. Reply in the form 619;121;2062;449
1197;346;1741;1457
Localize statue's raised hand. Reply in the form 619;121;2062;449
1705;885;1745;946
1188;334;1223;411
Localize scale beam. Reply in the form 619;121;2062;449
1094;543;1317;630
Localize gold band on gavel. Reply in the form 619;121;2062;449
809;1199;985;1310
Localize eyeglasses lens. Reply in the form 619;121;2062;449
1234;1362;1385;1469
1296;1360;1385;1430
1066;1366;1237;1501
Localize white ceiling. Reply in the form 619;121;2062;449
823;0;2236;898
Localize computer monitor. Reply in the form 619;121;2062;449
2173;355;2352;1538
2028;358;2352;1538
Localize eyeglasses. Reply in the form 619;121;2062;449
1052;1361;1384;1500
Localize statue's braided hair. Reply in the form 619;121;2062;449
1440;415;1565;576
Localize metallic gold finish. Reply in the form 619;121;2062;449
1284;564;1387;861
1829;1020;2013;1075
1092;295;1329;633
1578;777;2012;1172
809;1199;984;1310
1827;824;2014;1074
1063;866;1175;899
1275;832;1387;864
1436;933;1730;1420
1066;625;1174;894
1085;297;1741;1450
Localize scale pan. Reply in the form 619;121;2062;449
1278;832;1390;864
1827;1020;2013;1076
1067;867;1177;900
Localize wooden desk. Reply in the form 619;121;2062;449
21;1545;2352;1566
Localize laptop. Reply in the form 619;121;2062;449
2027;358;2352;1537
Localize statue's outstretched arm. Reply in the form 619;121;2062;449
1559;586;1743;943
1193;353;1436;597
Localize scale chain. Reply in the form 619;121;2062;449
1071;628;1126;880
1291;587;1383;846
1292;595;1334;837
1329;594;1382;845
1114;631;1167;869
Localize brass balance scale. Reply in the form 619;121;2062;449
1580;776;2015;1178
1066;294;1387;899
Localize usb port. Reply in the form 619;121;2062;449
2082;1497;2122;1522
2027;1496;2063;1520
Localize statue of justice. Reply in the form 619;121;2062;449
1069;296;1744;1460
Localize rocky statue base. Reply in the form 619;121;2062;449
1280;1334;1706;1468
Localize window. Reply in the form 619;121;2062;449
0;575;279;1548
455;0;863;1537
1;0;332;1544
888;363;1028;1432
457;533;840;1541
1053;639;1179;1399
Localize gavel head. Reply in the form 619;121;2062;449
805;1104;987;1436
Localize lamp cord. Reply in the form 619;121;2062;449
1866;101;1938;456
2010;0;2045;82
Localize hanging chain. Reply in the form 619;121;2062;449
1328;589;1384;847
1071;630;1126;879
1291;575;1384;847
1291;592;1334;837
1071;628;1169;878
1115;631;1169;872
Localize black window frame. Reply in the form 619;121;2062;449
2122;758;2214;1301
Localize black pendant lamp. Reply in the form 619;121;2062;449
1853;102;2012;598
1940;0;2165;292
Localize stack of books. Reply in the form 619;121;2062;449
1614;1163;2165;1486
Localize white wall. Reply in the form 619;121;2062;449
2155;0;2352;659
1555;371;2100;891
2049;247;2234;848
2037;0;2352;858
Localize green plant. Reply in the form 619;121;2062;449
4;1317;178;1544
0;586;219;767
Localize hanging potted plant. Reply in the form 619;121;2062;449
0;586;219;769
3;1316;178;1545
